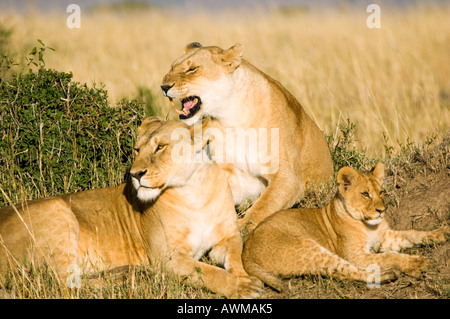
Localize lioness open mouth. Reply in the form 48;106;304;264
170;96;201;120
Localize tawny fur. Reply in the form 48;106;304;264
0;117;261;298
161;43;334;230
242;163;449;291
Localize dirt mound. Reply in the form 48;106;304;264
263;139;450;298
385;170;450;279
386;170;449;231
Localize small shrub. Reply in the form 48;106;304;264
327;119;375;172
0;43;147;207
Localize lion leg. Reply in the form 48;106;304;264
242;259;287;292
165;251;260;298
239;172;303;231
0;199;79;281
307;251;401;285
209;235;245;274
209;232;263;297
243;236;400;291
380;226;450;253
346;252;429;277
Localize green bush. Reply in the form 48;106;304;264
0;52;146;207
327;119;375;173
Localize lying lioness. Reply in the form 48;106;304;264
242;163;449;291
0;117;261;298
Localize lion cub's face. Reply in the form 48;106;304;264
161;42;243;125
130;117;200;202
337;163;386;226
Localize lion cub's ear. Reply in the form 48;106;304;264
337;166;359;192
370;162;385;186
184;42;202;54
221;43;243;72
138;116;162;137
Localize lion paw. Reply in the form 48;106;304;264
431;224;450;243
379;265;402;283
232;276;264;299
403;255;430;276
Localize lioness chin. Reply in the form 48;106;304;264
0;117;261;299
242;163;449;292
161;42;334;230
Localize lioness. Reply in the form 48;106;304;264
242;163;449;291
161;42;334;229
0;117;261;298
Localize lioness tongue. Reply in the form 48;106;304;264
183;98;197;110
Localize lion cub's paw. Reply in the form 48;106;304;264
403;255;430;276
232;276;263;299
379;265;402;284
430;224;450;243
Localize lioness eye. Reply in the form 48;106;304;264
186;66;197;73
361;192;370;199
155;145;165;153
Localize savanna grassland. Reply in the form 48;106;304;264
0;3;449;299
2;5;449;156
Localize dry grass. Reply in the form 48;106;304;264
0;263;215;299
1;5;449;156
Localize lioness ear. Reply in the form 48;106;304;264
337;166;358;192
184;42;202;54
138;117;162;137
370;162;385;186
222;43;243;72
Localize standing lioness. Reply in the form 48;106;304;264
242;163;449;291
0;117;261;298
161;42;334;230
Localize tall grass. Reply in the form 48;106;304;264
1;6;448;155
0;262;215;299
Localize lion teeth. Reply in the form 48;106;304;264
176;108;190;116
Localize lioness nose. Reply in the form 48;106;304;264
376;208;385;214
161;84;174;95
131;170;147;182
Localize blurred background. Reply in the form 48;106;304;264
1;0;449;156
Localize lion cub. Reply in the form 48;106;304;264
243;163;449;291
